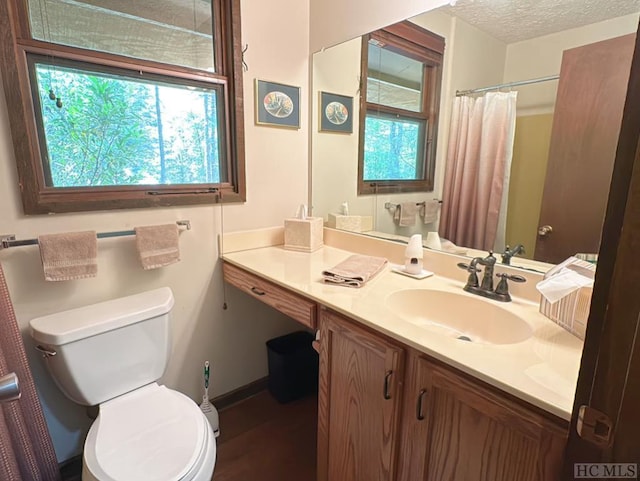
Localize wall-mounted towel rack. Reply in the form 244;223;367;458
384;200;442;211
0;220;191;250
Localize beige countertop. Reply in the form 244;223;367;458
223;236;582;422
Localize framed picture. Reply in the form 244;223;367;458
319;91;353;133
255;79;300;129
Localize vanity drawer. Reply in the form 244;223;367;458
223;262;317;329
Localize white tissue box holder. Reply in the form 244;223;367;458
538;257;595;340
327;214;373;233
539;286;592;340
284;217;323;252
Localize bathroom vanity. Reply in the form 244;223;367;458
222;228;581;481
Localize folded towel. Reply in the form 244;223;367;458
421;200;440;224
135;224;180;270
322;254;388;288
38;231;97;281
394;202;417;226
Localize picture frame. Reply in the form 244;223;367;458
254;79;300;129
319;91;353;134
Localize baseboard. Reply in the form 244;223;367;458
212;376;269;411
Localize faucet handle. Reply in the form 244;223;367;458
494;272;526;301
458;263;481;289
457;262;480;272
496;273;526;283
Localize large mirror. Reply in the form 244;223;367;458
311;1;640;272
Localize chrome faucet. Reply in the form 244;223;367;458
501;244;525;265
457;251;526;302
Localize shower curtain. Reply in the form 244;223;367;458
439;91;517;252
0;263;60;481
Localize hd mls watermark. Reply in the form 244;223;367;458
575;464;638;478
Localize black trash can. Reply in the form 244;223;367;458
266;331;319;403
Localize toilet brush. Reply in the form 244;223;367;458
200;361;220;437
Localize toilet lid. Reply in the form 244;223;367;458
88;384;207;481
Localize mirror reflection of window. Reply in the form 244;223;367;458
358;22;444;195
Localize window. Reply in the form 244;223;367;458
0;0;245;214
358;21;444;195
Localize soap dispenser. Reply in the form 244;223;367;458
404;234;423;275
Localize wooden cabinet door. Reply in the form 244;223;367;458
398;354;567;481
317;308;405;481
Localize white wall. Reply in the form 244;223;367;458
504;13;640;114
311;38;368;222
0;0;309;463
309;0;451;53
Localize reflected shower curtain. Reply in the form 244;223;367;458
439;91;517;251
0;263;60;481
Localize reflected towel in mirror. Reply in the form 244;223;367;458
394;202;418;226
421;199;440;224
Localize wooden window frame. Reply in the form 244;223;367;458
358;21;444;196
0;0;246;214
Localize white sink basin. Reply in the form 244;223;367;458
385;289;533;345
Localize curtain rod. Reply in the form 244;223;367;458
0;220;191;250
455;74;560;97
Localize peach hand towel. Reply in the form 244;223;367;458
38;231;97;281
322;254;388;288
393;202;417;226
135;224;180;270
421;199;441;224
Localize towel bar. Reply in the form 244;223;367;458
0;220;191;250
384;200;442;211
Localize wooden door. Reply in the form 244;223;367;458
317;308;405;481
534;34;635;263
564;24;640;471
398;353;567;481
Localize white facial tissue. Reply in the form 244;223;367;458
536;257;595;304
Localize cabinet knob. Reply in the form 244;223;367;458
250;286;266;296
383;370;393;400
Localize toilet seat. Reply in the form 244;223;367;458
83;383;216;481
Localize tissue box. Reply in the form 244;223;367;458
327;214;373;233
284;217;323;252
538;257;595;340
539;285;593;340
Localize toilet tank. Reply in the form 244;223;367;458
30;287;174;406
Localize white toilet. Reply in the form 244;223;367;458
29;287;216;481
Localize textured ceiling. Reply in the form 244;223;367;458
441;0;640;43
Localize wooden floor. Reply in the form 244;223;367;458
212;390;318;481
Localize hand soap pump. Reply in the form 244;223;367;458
404;234;424;275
